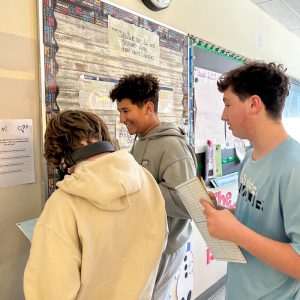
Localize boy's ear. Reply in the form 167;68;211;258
249;95;263;114
145;101;154;114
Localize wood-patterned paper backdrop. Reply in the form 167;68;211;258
42;0;188;195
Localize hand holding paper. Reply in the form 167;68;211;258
207;190;218;208
200;199;241;243
175;176;246;263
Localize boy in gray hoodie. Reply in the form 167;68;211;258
110;74;196;300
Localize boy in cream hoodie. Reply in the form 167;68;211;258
24;110;167;300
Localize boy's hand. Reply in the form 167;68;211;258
207;191;218;208
200;199;241;243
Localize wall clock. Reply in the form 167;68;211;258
142;0;172;11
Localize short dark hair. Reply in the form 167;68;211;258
110;73;160;112
217;62;290;119
44;110;111;167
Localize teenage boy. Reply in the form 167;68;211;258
24;110;167;300
110;74;196;300
201;62;300;299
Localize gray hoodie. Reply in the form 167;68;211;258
131;123;197;253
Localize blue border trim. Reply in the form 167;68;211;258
188;46;194;147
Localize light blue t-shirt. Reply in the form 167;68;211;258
227;137;300;300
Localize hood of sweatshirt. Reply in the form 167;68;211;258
137;122;187;141
56;150;142;211
132;123;196;167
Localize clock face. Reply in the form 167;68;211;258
142;0;172;11
151;0;171;9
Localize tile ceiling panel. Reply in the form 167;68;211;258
250;0;300;38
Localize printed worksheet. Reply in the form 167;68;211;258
0;119;35;188
175;177;247;263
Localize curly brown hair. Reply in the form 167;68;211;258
217;61;290;119
109;73;160;112
44;110;111;167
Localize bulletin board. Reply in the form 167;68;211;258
40;0;189;196
188;36;249;180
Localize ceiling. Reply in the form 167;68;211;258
250;0;300;39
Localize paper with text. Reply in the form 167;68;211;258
175;177;247;263
0;119;35;188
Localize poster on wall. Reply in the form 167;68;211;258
193;66;250;155
0;119;35;188
194;67;228;153
79;75;117;110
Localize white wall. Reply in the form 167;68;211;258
0;1;42;300
109;0;300;79
0;0;299;299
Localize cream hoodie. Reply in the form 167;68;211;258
24;150;167;300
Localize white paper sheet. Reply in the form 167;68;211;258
194;67;226;153
175;177;246;263
0;119;35;188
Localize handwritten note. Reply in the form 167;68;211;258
175;177;246;263
108;15;159;64
0;119;35;188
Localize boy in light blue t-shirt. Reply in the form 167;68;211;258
201;62;300;299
